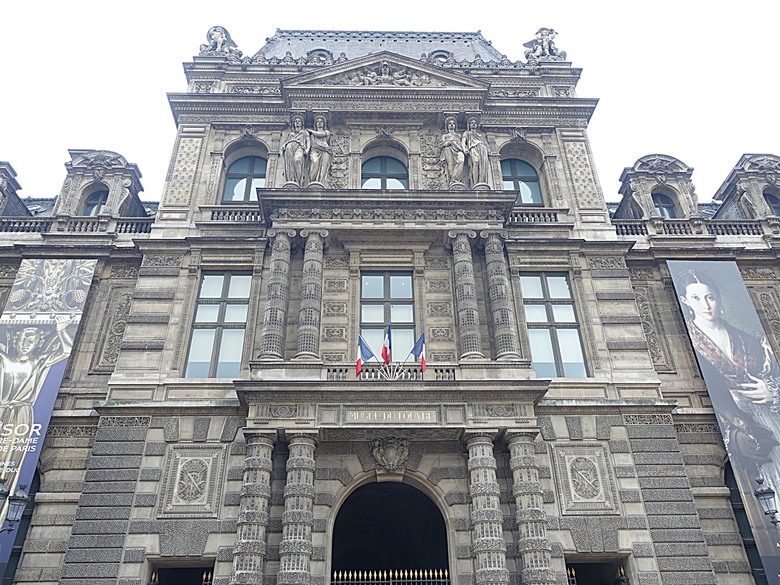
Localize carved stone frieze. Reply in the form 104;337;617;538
552;443;619;515
90;287;133;372
632;286;674;372
160;444;226;517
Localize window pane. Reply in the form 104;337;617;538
503;180;516;191
392;329;414;362
228;157;251;174
224;304;248;322
224;178;246;202
200;275;224;298
362;275;384;298
362;158;381;173
386;178;408;189
391;304;414;323
557;329;586;377
528;329;557;377
390;275;413;298
546;276;571;298
250;178;264;200
520;275;543;298
513;160;537;176
185;329;216;377
362;304;385;323
216;329;245;378
251;157;267;175
500;159;512;178
361;329;384;360
228;275;252;298
385;158;406;174
195;305;219;323
518;181;542;204
362;177;382;189
551;304;576;323
524;305;548;323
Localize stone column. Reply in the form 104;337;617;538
259;229;295;360
295;229;328;360
449;230;484;359
277;433;317;585
481;231;521;360
231;431;275;585
466;433;509;585
506;432;554;585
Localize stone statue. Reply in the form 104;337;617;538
308;115;333;186
523;27;567;62
281;115;310;187
439;117;465;186
462;117;490;187
199;26;243;60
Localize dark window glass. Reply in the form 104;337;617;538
360;271;416;362
185;272;251;378
223;156;267;203
501;159;542;205
361;156;408;190
765;193;780;216
652;192;677;218
83;190;109;216
520;273;587;378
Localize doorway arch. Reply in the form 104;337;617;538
331;481;449;572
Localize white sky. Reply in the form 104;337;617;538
3;1;777;203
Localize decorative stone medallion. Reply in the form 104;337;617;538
552;443;619;515
371;437;410;472
159;444;226;517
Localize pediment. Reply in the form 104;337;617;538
281;51;488;91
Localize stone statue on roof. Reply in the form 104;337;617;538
199;26;245;62
523;28;567;62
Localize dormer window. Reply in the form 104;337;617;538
765;192;780;216
652;192;677;219
83;190;109;216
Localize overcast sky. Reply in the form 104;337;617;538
3;1;777;203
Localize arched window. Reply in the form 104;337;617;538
222;156;267;203
765;192;780;216
83;190;109;216
361;156;408;190
501;159;542;205
652;192;677;218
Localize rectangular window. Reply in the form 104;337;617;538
361;271;415;362
185;272;251;378
519;273;587;378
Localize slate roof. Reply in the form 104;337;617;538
258;30;507;62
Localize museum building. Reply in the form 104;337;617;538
1;25;780;585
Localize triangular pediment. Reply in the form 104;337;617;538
281;51;488;91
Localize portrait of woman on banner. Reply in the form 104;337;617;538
675;266;780;489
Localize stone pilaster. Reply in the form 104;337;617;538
466;432;509;585
481;231;521;360
277;433;317;585
259;229;295;360
231;431;275;585
506;432;554;585
449;230;484;359
295;230;327;360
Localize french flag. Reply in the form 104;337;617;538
381;325;392;365
411;333;426;372
356;336;376;377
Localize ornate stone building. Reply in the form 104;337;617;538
1;25;780;585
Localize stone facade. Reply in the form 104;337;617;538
0;25;777;585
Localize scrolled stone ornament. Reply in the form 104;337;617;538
371;437;410;471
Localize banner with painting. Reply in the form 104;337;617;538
0;259;95;565
669;260;780;582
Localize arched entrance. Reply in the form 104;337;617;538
331;482;448;573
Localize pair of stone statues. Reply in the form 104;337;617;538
281;115;333;187
440;117;490;188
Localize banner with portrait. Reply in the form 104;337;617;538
669;260;780;582
0;259;96;566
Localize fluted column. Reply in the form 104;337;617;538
259;229;295;360
231;431;275;585
295;229;327;360
506;432;554;585
466;433;509;585
277;433;317;585
481;231;521;360
449;230;484;359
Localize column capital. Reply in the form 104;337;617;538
243;429;278;445
464;430;500;445
300;228;329;239
479;229;508;241
447;228;477;241
268;228;297;239
286;430;319;446
505;429;540;445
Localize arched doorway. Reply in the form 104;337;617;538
331;482;448;573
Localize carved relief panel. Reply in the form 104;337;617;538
159;444;227;517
